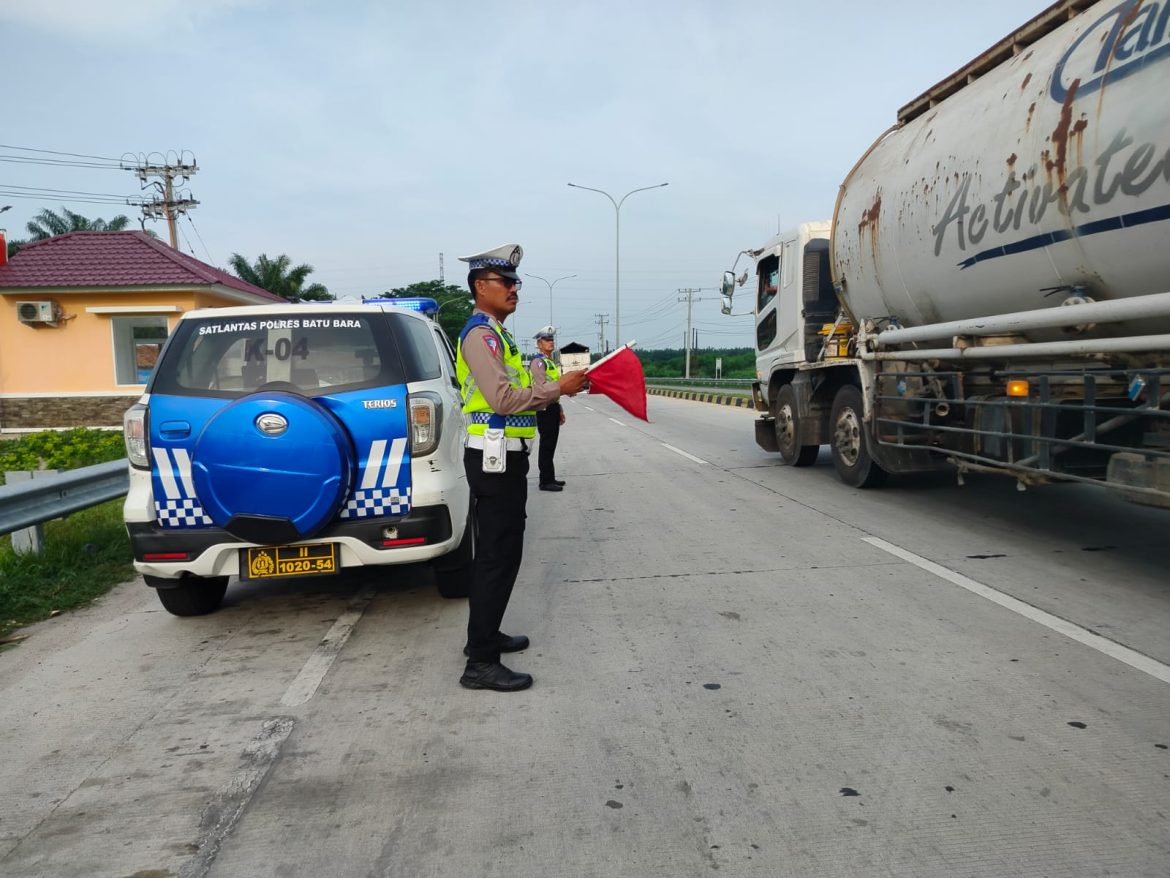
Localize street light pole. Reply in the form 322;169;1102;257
567;181;667;350
525;273;576;327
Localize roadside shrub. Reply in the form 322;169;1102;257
0;429;124;485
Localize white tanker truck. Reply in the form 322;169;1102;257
722;0;1170;508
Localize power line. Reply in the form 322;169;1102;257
0;156;125;170
0;143;123;162
186;215;216;266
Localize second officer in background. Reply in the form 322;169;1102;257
529;325;567;492
456;244;588;692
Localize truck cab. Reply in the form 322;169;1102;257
723;221;862;467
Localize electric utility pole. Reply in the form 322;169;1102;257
677;288;703;378
122;151;199;249
595;313;610;354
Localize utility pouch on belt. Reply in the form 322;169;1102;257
482;428;506;473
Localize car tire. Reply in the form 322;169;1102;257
773;384;819;467
433;512;474;599
147;574;229;616
829;384;888;488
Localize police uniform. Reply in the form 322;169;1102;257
529;326;565;491
456;244;562;690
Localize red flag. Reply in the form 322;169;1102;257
586;345;648;421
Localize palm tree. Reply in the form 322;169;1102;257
26;206;132;240
228;253;333;302
7;206;141;258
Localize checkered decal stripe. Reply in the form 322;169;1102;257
152;447;215;529
156;498;214;528
468;412;536;428
340;487;411;519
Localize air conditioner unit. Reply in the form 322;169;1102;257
16;301;57;324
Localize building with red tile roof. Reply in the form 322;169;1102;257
0;231;285;431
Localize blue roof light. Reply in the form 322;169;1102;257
363;296;440;317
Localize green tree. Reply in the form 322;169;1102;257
8;206;143;258
384;279;472;347
228;253;333;302
26;206;132;239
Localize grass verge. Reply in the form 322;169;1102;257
0;498;135;645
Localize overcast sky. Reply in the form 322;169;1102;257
1;0;1051;353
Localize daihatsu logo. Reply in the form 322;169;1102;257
255;413;288;436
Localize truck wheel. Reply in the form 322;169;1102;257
829;385;888;488
774;385;819;467
433;512;474;599
147;574;229;616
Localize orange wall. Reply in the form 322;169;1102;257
0;289;241;394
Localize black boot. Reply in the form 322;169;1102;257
460;661;533;691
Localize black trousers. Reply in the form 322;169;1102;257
536;403;561;486
463;447;529;663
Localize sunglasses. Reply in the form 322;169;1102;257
482;275;522;290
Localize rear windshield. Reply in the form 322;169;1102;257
150;312;409;398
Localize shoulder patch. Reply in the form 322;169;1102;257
482;333;501;357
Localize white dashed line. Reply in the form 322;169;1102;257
862;536;1170;685
280;588;375;706
608;417;625;427
661;443;707;465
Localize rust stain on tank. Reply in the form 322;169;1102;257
1050;77;1081;187
1007;153;1018;168
1025;101;1036;131
1021;72;1032;91
858;192;882;264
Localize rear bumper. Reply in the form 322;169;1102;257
129;504;457;580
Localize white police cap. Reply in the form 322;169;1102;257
459;243;523;280
533;325;556;340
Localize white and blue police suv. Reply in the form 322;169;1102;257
122;298;472;616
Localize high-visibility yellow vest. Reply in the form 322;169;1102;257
456;315;537;439
531;354;560;382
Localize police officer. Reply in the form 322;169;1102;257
529;326;567;491
455;244;589;692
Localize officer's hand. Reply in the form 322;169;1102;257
558;370;589;397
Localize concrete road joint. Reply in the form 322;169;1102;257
280;587;376;707
864;536;1170;685
178;717;295;878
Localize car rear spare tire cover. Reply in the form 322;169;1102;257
192;391;355;540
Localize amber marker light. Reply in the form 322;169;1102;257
1006;379;1030;397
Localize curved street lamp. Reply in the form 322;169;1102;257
567;182;667;350
525;273;576;328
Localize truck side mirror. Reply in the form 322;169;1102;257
720;270;737;298
720;294;733;316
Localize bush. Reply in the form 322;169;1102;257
0;429;124;485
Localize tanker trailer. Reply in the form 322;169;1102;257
721;0;1170;507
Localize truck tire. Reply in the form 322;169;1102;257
829;385;888;488
774;385;819;467
147;574;229;616
433;513;474;599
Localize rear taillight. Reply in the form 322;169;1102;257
124;403;150;469
408;392;441;457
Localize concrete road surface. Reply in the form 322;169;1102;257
1;393;1167;877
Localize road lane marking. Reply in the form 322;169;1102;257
280;588;375;707
863;536;1170;685
662;443;708;465
582;405;595;412
179;717;294;878
608;417;625;427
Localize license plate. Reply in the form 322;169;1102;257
241;542;338;580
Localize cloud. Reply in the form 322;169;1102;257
0;0;272;42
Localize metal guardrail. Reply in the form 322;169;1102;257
0;460;129;537
646;377;754;388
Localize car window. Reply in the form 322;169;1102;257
151;313;407;398
387;312;441;382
